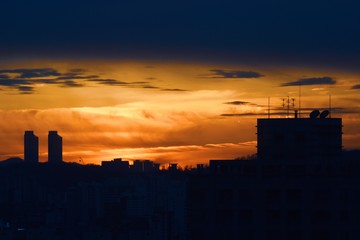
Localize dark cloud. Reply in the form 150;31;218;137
161;88;188;92
0;68;91;94
88;78;165;90
202;69;264;79
0;67;175;94
0;79;31;87
131;81;149;84
68;68;86;74
351;84;360;90
224;101;264;107
61;80;85;88
0;68;61;78
17;86;34;94
0;68;92;93
88;79;129;86
142;85;159;89
281;77;336;87
224;101;250;105
145;77;157;80
0;1;360;72
57;75;99;80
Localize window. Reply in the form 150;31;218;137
239;209;253;223
286;189;303;204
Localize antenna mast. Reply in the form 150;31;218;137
329;94;332;118
268;96;270;119
299;83;301;118
287;96;290;118
282;96;295;118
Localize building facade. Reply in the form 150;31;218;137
48;131;62;163
24;131;39;163
257;116;342;161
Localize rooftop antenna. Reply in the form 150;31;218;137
286;96;295;118
329;94;332;118
268;96;270;119
281;97;286;117
287;96;290;118
298;82;301;118
282;96;295;118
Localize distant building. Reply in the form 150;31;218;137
24;131;39;163
101;158;129;171
257;112;342;161
48;131;62;163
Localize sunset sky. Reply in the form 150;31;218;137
1;0;359;166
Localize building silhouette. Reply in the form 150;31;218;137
5;113;360;240
257;110;342;161
187;112;354;240
24;131;39;163
48;131;62;163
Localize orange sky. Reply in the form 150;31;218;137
0;59;359;166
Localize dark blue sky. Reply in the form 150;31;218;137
1;0;359;69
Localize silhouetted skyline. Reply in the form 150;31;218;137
1;114;360;239
0;1;359;238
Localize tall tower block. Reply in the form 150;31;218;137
257;111;342;161
24;131;39;163
48;131;62;163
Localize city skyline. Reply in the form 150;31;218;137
0;116;359;240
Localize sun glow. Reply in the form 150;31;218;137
0;59;359;166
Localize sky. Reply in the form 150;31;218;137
0;0;359;166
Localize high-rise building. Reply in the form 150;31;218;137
257;110;342;161
24;131;39;163
48;131;62;163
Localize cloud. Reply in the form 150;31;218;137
56;75;98;80
1;0;360;73
17;86;34;94
68;68;86;74
89;79;162;90
224;101;250;105
281;77;336;87
0;67;167;94
351;84;360;90
161;88;188;92
142;85;159;89
0;79;31;87
0;68;61;78
203;69;264;79
223;101;263;108
61;80;85;88
88;78;129;86
0;68;92;93
131;81;149;84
